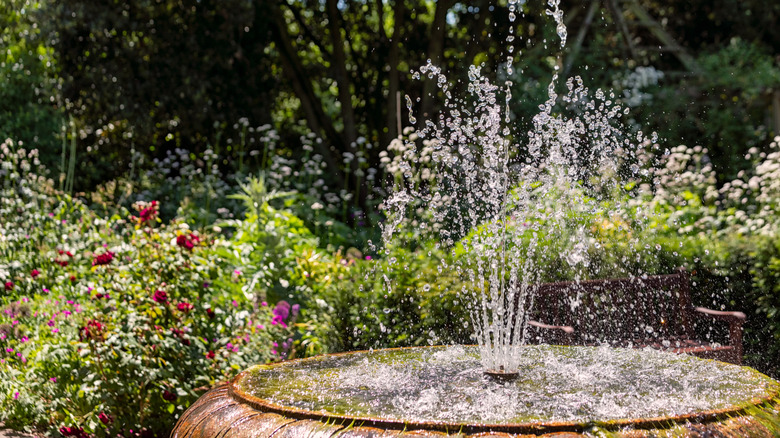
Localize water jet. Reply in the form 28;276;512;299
172;1;780;436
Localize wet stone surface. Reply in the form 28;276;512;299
233;345;778;425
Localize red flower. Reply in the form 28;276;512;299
206;308;215;319
55;250;73;267
98;412;113;425
92;251;114;266
177;302;193;313
162;389;177;402
69;275;77;283
206;350;215;359
152;290;168;303
79;319;105;341
137;201;159;224
176;232;200;250
3;281;13;291
30;269;40;278
59;426;87;437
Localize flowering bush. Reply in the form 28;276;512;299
0;140;298;437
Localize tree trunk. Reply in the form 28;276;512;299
267;0;344;182
326;0;371;219
385;0;406;144
327;0;359;151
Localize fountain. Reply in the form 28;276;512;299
172;1;780;436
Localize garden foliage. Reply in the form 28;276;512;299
0;139;298;437
2;132;780;436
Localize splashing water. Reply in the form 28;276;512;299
235;346;778;424
381;2;655;373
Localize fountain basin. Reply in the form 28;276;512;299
171;346;780;437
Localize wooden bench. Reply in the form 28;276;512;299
525;268;746;364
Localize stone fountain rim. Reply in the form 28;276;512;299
228;345;780;434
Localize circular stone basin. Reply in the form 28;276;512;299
172;346;780;437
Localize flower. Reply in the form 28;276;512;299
176;232;199;250
271;315;287;328
152;290;168;304
177;302;193;313
3;281;12;291
206;350;215;359
79;319;105;341
162;389;177;402
92;251;115;266
59;426;87;438
133;200;159;225
30;269;40;278
273;301;290;320
206;308;215;319
98;412;113;425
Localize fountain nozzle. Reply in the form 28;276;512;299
484;365;519;381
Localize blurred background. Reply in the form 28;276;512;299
1;0;778;234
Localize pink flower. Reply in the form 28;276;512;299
134;200;159;225
271;315;287;328
50;377;57;383
152;290;168;304
13;392;19;400
98;412;112;425
177;302;193;312
30;269;40;278
4;281;13;291
59;426;87;437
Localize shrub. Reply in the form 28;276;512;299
0;140;297;437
